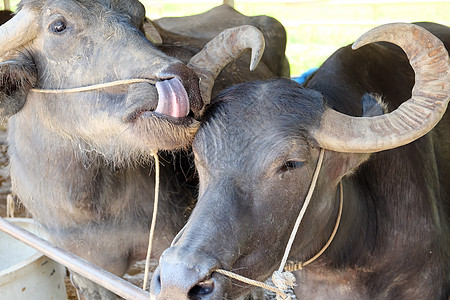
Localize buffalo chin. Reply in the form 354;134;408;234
133;114;200;151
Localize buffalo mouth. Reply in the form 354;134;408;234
124;77;201;126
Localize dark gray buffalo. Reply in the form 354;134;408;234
0;1;288;299
151;23;450;299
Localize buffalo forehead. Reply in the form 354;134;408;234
194;82;322;175
38;0;145;28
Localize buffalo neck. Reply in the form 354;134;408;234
293;137;450;298
7;107;195;238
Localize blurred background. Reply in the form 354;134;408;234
4;0;450;76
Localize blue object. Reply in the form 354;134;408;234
292;67;318;85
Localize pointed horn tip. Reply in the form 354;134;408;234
249;47;264;71
246;26;265;71
351;30;383;51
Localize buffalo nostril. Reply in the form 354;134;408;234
188;278;215;298
150;271;162;298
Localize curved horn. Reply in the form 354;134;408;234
312;23;450;153
0;8;39;57
187;24;265;107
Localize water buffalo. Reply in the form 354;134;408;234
151;23;450;299
0;0;288;298
152;4;290;85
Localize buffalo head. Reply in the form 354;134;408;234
0;0;264;157
150;23;450;299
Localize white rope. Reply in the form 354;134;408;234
30;78;156;94
271;149;325;296
215;269;289;299
142;150;160;291
30;76;161;290
214;149;327;299
6;194;14;218
294;180;343;269
141;147;336;299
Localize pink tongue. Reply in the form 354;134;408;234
155;77;190;118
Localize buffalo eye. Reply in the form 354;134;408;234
50;20;67;34
280;160;305;172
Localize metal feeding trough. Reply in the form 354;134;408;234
0;218;67;300
0;217;150;300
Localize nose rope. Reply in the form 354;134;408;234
142;151;283;297
145;148;342;299
283;180;343;272
214;148;343;300
213;149;326;300
142;150;160;291
30;78;157;94
270;148;325;299
276;148;325;272
215;269;289;298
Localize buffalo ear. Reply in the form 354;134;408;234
336;93;387;178
0;55;37;119
143;19;163;45
361;93;388;117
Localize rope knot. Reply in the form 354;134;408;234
271;270;296;292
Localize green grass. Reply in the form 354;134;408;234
5;1;450;76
